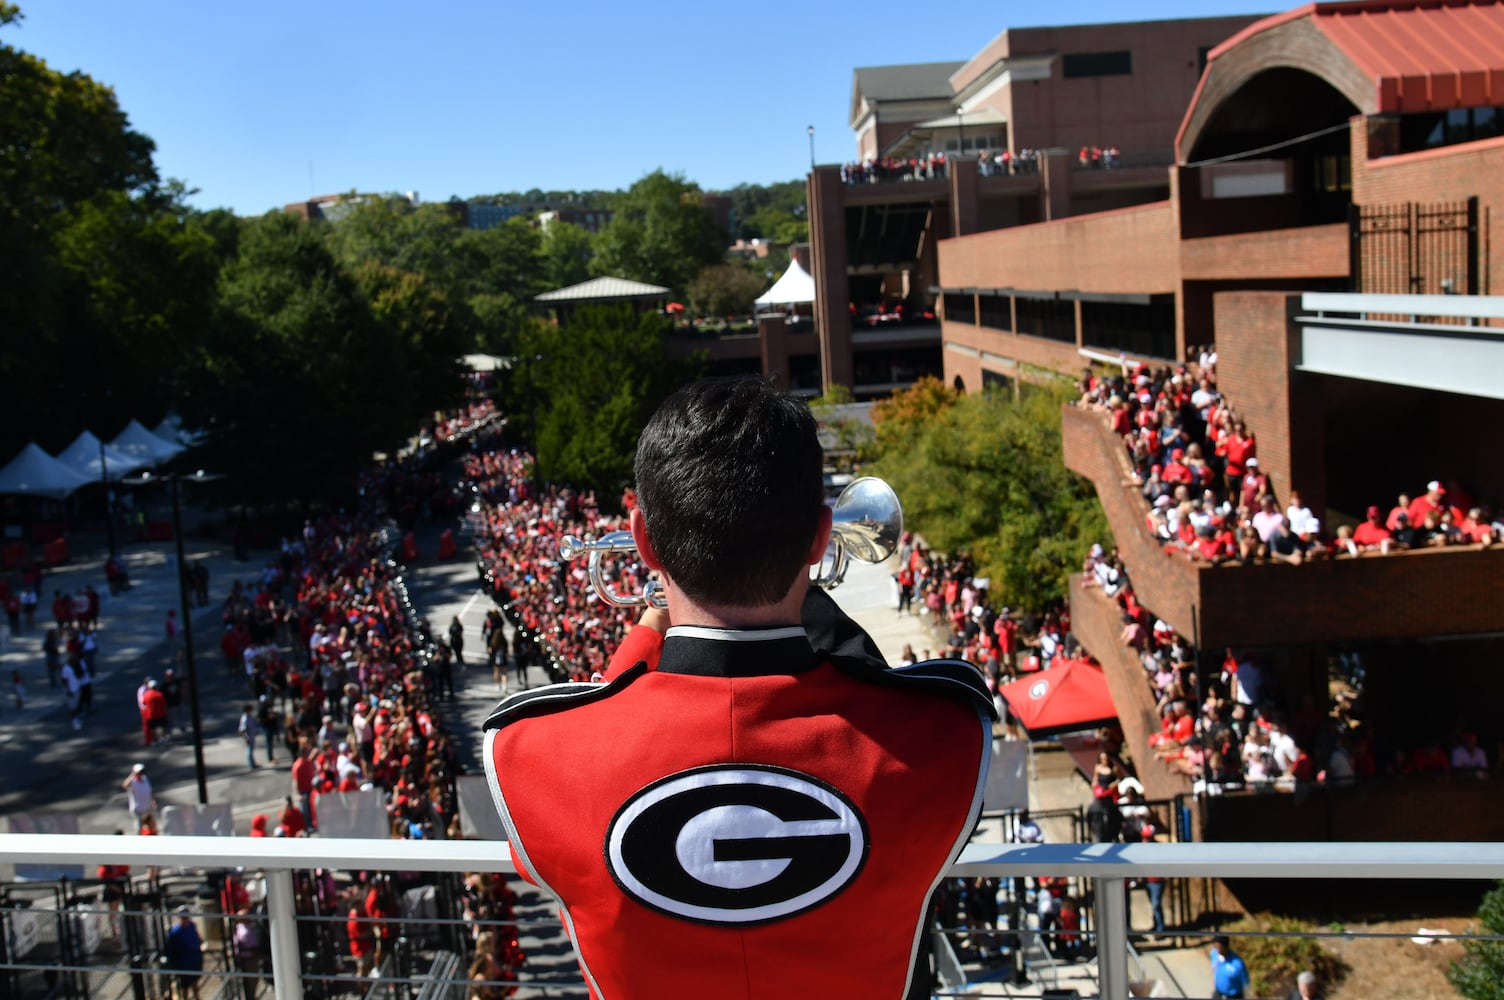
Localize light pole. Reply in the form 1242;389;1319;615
98;438;117;560
956;107;965;158
807;125;816;170
125;469;222;805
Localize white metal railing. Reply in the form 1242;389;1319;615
4;835;1504;1000
1302;290;1504;322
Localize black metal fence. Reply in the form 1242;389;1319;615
1349;197;1486;297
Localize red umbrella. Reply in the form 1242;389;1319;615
664;302;685;314
997;658;1117;738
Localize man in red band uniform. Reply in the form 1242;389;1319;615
485;377;995;1000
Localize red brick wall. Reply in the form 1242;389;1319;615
1202;777;1504;842
1180;224;1349;281
1352;130;1504;295
1061;405;1203;637
938;203;1179;292
1070;577;1193;802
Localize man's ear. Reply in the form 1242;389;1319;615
806;504;835;567
629;508;664;572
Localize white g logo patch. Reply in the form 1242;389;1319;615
605;764;869;925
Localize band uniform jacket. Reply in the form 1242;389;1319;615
484;592;995;999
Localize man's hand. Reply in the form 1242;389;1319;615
634;607;670;636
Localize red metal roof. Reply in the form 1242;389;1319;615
1313;0;1504;112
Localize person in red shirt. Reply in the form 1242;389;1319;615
1352;506;1393;553
1407;480;1460;527
290;745;315;830
1220;422;1256;496
1161;448;1192;487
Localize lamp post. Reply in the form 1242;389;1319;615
956;107;965;158
807;125;816;170
98;438;116;561
125;469;222;805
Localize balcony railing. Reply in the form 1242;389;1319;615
2;835;1502;1000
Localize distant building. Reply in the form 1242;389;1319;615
536;208;614;234
283;191;419;222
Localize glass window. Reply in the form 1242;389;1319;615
1062;51;1133;78
1445;108;1471;144
1474;107;1500;140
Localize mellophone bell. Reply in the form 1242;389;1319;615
557;476;904;608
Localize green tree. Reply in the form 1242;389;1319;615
513;306;700;497
868;379;1108;610
726;179;808;241
686;262;766;318
1451;882;1504;1000
350;261;470;421
180;212;407;506
592;170;726;292
0;6;168;453
540;221;595;290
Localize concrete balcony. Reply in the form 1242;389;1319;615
1061;404;1504;649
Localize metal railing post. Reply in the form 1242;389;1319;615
1094;876;1128;999
264;870;303;1000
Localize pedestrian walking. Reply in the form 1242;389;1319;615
448;616;465;666
238;703;258;769
43;628;59;688
61;657;83;729
1210;935;1251;999
11;670;24;709
121;764;156;828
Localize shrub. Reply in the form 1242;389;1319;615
1226;914;1344;997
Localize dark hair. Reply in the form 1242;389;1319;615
634;376;824;606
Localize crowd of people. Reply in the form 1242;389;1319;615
1076;349;1499;567
470;451;642;686
1082;538;1492;796
841;153;949;184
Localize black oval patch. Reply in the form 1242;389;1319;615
604;764;869;925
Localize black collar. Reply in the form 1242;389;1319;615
656;625;819;678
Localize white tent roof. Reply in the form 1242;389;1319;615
56;431;147;482
111;419;185;465
0;443;92;499
152;415;206;449
755;260;817;308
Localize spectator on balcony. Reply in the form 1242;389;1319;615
1386;493;1413;532
1295;520;1326;561
1251;495;1286;546
1238;457;1270;510
1451;732;1488;775
1285;492;1317;537
1351;506;1393;554
1457;507;1495;545
1407;480;1455;527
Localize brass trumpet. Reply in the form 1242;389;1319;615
558;476;904;609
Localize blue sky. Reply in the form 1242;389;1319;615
13;0;1267;215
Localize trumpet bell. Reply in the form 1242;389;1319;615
813;477;904;588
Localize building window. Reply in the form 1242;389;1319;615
1080;296;1176;360
1313;154;1351;193
1399;105;1504;153
1062;51;1132;79
943;293;976;325
981;369;1014;393
1015;296;1076;344
978;294;1011;331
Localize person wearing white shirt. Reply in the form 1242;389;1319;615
1286;491;1317;537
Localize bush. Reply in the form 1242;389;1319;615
1450;881;1504;1000
1226;914;1344;997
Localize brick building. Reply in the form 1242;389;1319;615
783;14;1264;398
932;0;1504;840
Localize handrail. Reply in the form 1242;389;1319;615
7;834;1504;879
6;834;1504;1000
1302;290;1504;320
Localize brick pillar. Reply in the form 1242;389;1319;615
1039;148;1073;222
758;314;790;387
807;167;853;391
949;155;980;237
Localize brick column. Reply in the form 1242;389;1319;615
807;167;853;391
1039;148;1073;222
949;155;980;238
758;314;790;387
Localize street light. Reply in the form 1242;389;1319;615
124;469;223;805
807;125;816;170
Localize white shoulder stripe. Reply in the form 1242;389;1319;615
665;625;807;642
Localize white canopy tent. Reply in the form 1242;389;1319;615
152;414;206;450
111;419;185;466
754;260;817;311
0;444;92;499
55;431;147;482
